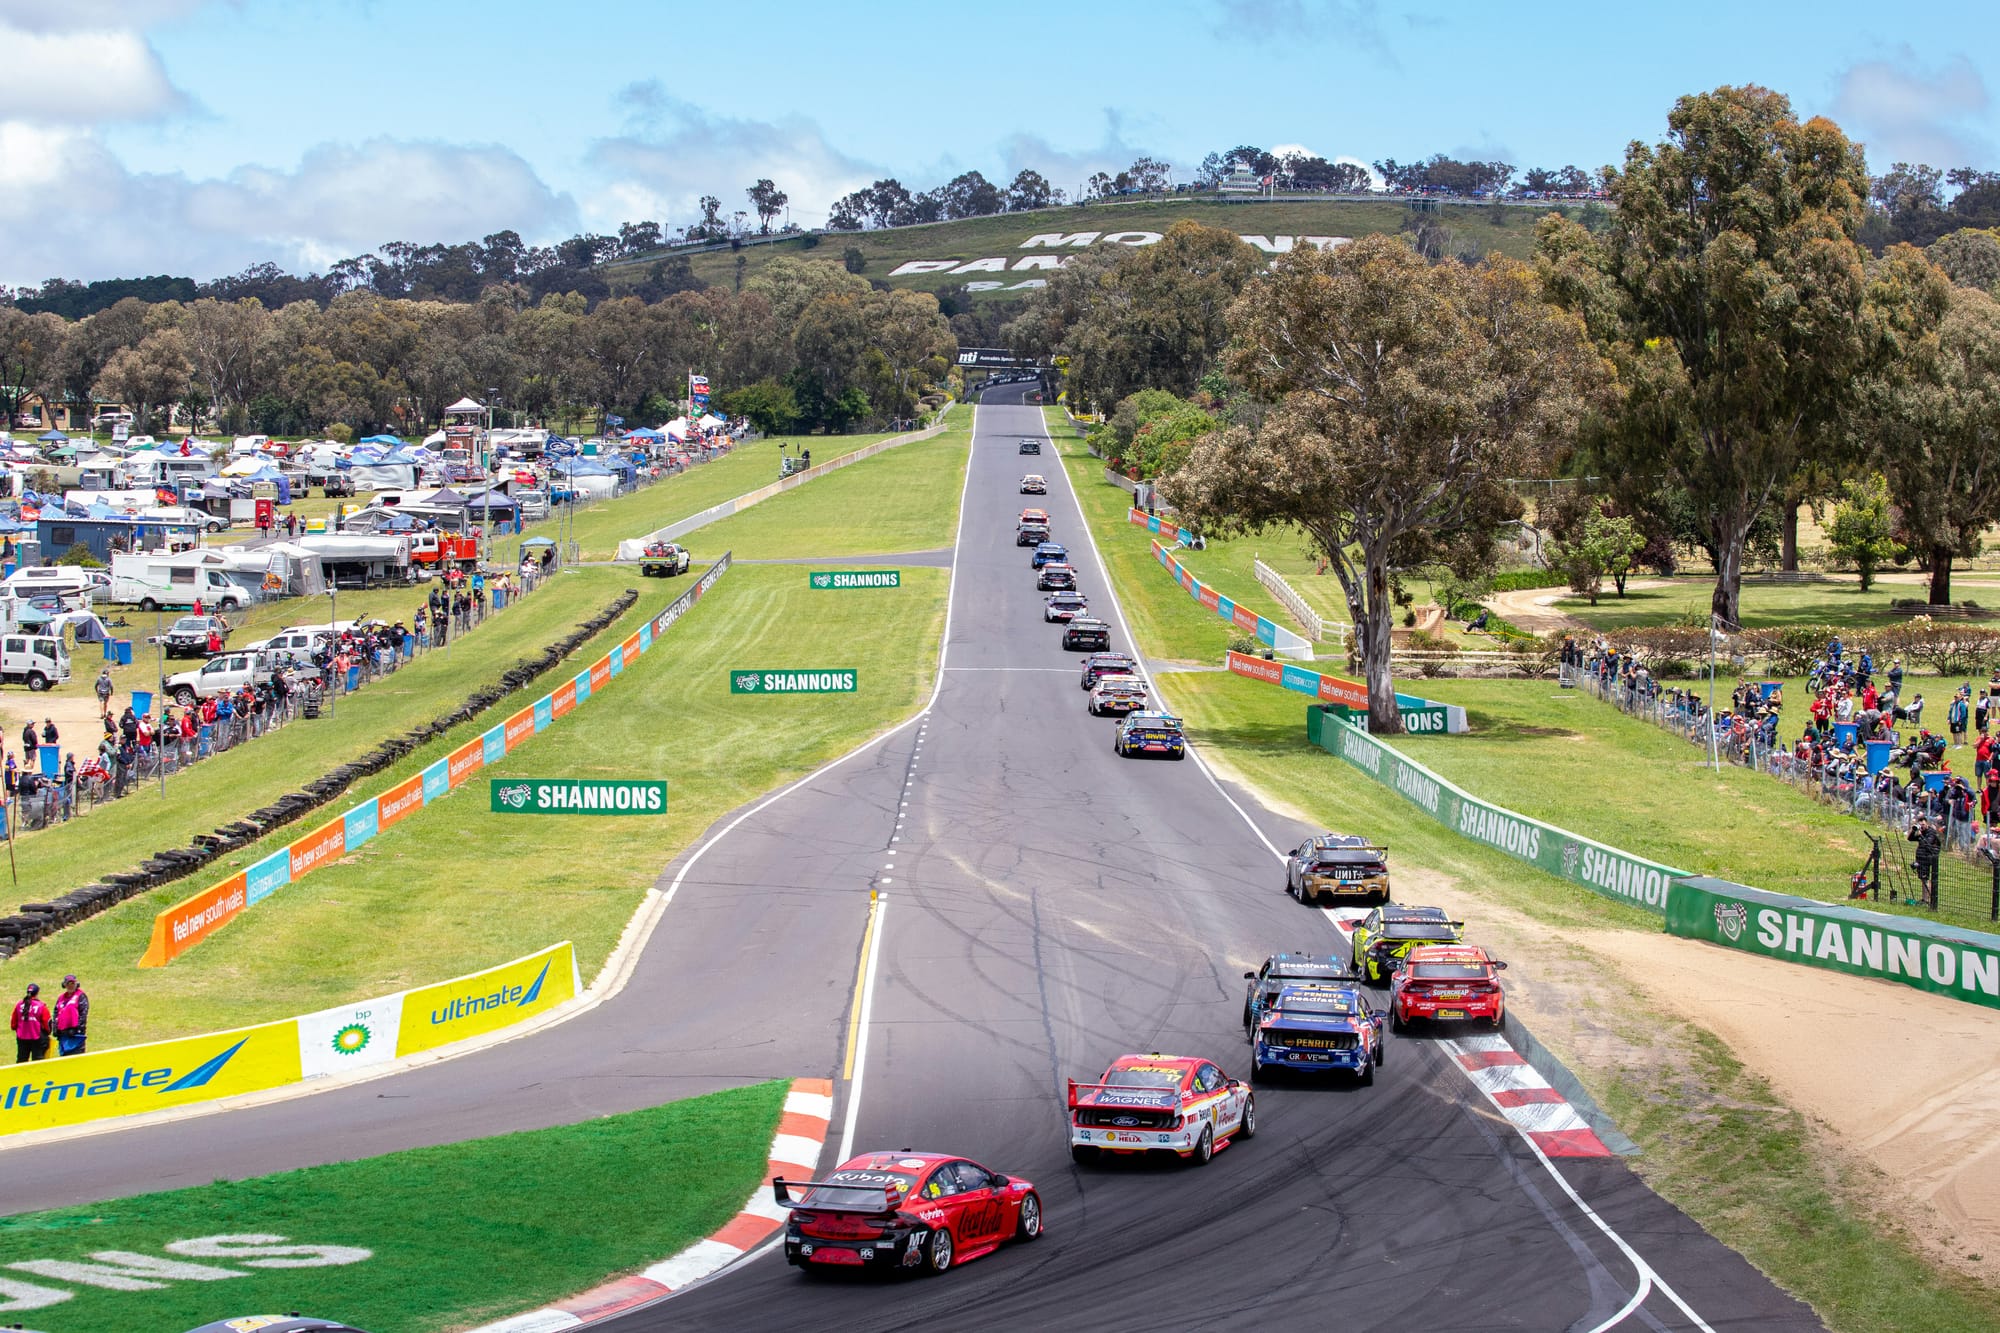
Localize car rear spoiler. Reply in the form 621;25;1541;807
1066;1079;1180;1112
1315;846;1389;864
771;1176;904;1214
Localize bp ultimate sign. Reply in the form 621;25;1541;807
489;779;668;815
730;668;859;694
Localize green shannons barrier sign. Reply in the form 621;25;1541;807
1306;705;1683;916
809;570;901;589
489;779;668;815
729;669;859;694
1667;877;2000;1011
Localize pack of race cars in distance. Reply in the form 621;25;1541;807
775;1152;1043;1275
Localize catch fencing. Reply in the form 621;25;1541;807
1571;667;2000;925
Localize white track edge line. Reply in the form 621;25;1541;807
1041;402;1712;1333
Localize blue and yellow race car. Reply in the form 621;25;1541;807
1249;984;1386;1084
1113;710;1186;759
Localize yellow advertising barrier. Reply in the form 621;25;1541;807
395;941;579;1058
0;1017;300;1136
0;942;576;1140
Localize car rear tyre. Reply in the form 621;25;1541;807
1391;1008;1407;1033
926;1227;955;1274
1490;1008;1505;1030
1375;1039;1387;1069
1015;1191;1043;1241
1360;1055;1376;1086
1190;1125;1213;1166
1070;1144;1101;1165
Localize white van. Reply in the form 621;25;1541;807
0;633;71;691
119;452;212;492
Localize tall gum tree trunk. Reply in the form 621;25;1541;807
1781;501;1800;572
1930;546;1953;607
1363;553;1401;733
1711;536;1743;627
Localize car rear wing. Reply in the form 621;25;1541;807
771;1176;904;1214
1066;1079;1180;1112
1314;846;1389;865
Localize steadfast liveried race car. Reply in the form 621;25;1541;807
1031;541;1068;570
1251;984;1386;1084
1088;676;1149;716
1390;943;1507;1030
1044;591;1089;622
1063;618;1112;652
1113;709;1184;757
1038;562;1077;592
1020;475;1047;494
776;1151;1044;1275
1351;904;1463;984
1241;952;1357;1030
1068;1053;1254;1166
1284;833;1391;905
1080;652;1139;690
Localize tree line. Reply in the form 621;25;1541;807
1009;86;2000;731
0;257;955;440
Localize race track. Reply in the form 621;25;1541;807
2;391;1822;1332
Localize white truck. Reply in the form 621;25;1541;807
108;553;248;611
164;649;276;706
0;632;72;691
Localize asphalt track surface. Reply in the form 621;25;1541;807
1;391;1823;1333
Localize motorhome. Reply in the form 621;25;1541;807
108;551;248;610
118;451;213;493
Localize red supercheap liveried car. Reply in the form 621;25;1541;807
1067;1053;1254;1165
775;1151;1043;1275
1389;943;1508;1029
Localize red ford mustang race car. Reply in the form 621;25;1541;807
1067;1053;1254;1166
775;1150;1043;1275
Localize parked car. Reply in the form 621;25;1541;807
160;615;231;659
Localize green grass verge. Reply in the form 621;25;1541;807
3;578;616;892
1;563;950;1048
1057;436;2000;1333
608;196;1548;300
493;431;903;564
1557;575;2000;631
0;1081;788;1333
693;418;970;559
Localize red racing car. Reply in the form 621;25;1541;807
1389;943;1508;1029
1067;1052;1254;1165
775;1150;1043;1275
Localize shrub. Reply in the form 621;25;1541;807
1406;629;1458;654
55;543;103;568
1226;635;1265;656
1651;657;1698;680
1489;569;1569;593
1606;625;1710;662
325;423;354;444
1865;619;2000;677
1762;624;1842;676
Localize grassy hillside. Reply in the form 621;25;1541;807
606;196;1561;301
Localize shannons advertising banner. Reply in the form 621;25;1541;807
137;555;733;967
1;943;577;1138
1667;877;2000;1011
1309;708;1683;916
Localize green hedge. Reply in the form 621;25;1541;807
1489;569;1568;593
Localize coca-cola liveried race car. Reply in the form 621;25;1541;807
775;1151;1044;1274
1068;1053;1254;1166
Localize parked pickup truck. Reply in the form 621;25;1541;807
158;615;231;660
640;542;691;577
165;650;278;706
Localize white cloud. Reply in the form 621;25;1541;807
1832;51;1993;168
1211;0;1394;62
996;111;1171;191
0;131;577;285
0;23;184;123
586;84;879;231
0;0;214;32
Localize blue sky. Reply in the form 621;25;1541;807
3;0;1996;285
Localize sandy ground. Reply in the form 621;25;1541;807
1400;863;2000;1283
1485;578;1674;633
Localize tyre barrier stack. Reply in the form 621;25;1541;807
0;589;640;962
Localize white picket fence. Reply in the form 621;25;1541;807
1254;557;1344;645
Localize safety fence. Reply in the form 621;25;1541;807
1572;667;2000;925
1228;651;1469;734
1148;538;1314;658
0;941;578;1137
1305;704;2000;1010
1252;557;1336;644
138;553;733;966
1307;705;1679;912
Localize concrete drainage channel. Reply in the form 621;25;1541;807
0;589;642;962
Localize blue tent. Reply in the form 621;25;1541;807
38;429;68;443
359;434;403;446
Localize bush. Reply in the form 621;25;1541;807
1405;629;1458;653
1864;620;2000;677
1650;657;1699;680
55;543;103;568
325;423;354;444
1489;569;1569;593
842;246;867;274
1606;625;1711;662
1226;635;1266;656
1762;624;1842;676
